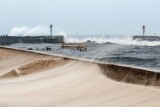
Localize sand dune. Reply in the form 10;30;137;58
0;47;160;107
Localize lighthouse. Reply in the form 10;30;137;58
142;25;145;36
50;24;53;37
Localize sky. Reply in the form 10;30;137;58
0;0;160;36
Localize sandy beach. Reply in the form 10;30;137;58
0;47;160;107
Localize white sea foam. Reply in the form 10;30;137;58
66;35;160;46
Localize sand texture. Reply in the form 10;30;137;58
0;47;160;107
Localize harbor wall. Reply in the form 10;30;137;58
133;35;160;41
0;36;64;45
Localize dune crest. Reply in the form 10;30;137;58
1;59;68;79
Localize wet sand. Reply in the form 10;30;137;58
0;47;160;107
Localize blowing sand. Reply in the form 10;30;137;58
0;47;160;107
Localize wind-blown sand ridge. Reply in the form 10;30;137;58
0;46;160;107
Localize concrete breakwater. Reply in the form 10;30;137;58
133;35;160;41
0;36;64;45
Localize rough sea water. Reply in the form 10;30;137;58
8;35;160;70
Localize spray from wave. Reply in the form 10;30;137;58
65;35;132;44
65;35;160;46
10;26;50;36
131;40;160;46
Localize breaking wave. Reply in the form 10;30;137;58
9;26;67;37
65;35;160;46
10;26;50;36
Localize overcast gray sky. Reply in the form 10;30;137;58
0;0;160;35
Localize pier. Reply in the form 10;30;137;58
61;43;87;51
133;36;160;41
0;35;64;45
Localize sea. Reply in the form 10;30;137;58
7;35;160;70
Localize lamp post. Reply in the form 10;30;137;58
142;25;145;36
50;24;53;37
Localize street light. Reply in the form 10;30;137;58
142;25;145;36
50;24;53;37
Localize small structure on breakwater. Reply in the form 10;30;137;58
133;25;160;41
